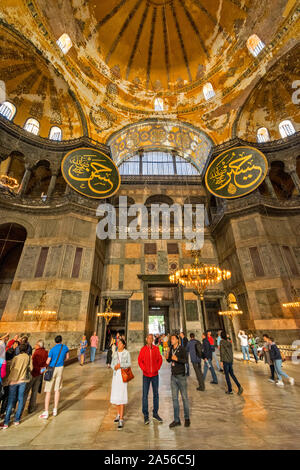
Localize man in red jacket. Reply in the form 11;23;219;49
138;334;163;425
22;340;48;414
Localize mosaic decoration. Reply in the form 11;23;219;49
107;120;212;172
205;146;268;199
61;148;121;199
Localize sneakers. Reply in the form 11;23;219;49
118;419;124;430
14;421;20;426
1;423;8;430
114;415;120;423
210;381;218;385
289;377;295;386
144;417;150;425
153;414;163;423
53;408;58;417
276;380;284;387
268;378;275;383
169;420;181;428
39;411;49;419
196;387;205;391
225;390;233;395
238;386;244;395
184;419;190;427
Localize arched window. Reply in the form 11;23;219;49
118;151;200;176
56;33;72;54
0;101;16;120
154;98;164;111
24;118;39;135
257;127;270;143
279;120;296;138
247;34;265;57
49;126;62;141
203;82;215;101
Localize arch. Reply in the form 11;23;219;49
203;82;215;101
26;160;51;197
269;160;295;199
0;223;27;320
0;101;16;120
247;34;265;57
24;118;39;135
257;127;270;143
145;194;174;207
57;33;72;54
279;120;296;138
49;126;62;141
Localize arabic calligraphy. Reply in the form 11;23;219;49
205;147;268;199
61;148;120;199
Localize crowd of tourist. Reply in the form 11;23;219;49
0;327;295;431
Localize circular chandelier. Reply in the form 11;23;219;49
169;250;231;300
282;286;300;309
97;298;121;324
218;309;243;320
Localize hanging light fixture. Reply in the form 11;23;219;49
23;291;57;316
169;250;231;300
282;286;300;308
97;298;121;324
0;174;19;190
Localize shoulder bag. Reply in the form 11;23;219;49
44;345;63;382
118;352;134;383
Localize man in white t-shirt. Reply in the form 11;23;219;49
238;331;250;362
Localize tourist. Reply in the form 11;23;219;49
22;340;48;414
162;333;169;354
166;334;190;428
106;337;116;368
110;338;131;430
90;332;98;363
265;336;294;387
260;334;276;382
1;343;32;429
179;331;190;376
238;330;250;362
138;333;163;425
0;339;19;417
16;336;32;356
248;333;259;363
207;330;222;371
6;334;19;351
202;333;218;384
79;335;88;366
219;331;243;395
186;333;205;391
0;334;8;381
39;335;69;419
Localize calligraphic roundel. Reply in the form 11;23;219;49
61;147;121;199
205;146;268;199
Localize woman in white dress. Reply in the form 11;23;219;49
110;338;131;429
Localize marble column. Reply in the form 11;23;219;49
265;174;277;198
47;173;58;199
0;156;12;175
289;169;300;195
17;166;32;197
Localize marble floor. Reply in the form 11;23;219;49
1;352;300;450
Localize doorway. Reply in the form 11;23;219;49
147;284;181;335
104;298;128;349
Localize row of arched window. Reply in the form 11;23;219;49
257;120;296;142
0;101;62;140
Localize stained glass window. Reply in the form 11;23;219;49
279;120;296;138
24;118;39;135
257;127;270;142
49;126;62;141
0;101;16;120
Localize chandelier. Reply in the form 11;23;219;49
23;291;57;316
169;250;231;300
219;294;243;320
97;298;121;324
282;286;300;308
0;174;19;190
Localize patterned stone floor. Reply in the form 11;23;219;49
1;351;300;450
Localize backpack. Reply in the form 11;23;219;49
195;340;204;359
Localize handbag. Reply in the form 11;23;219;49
117;352;134;383
44;345;63;382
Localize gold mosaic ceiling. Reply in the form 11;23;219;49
0;0;299;143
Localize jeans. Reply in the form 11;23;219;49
142;375;159;418
192;362;205;391
171;374;190;422
223;362;241;392
4;382;27;425
185;360;190;376
203;359;218;383
270;364;275;380
90;347;96;362
22;375;42;413
250;346;259;362
212;350;220;370
241;345;250;360
274;359;289;381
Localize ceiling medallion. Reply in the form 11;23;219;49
169;250;231;300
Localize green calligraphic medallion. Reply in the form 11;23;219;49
205;146;268;199
61;148;120;199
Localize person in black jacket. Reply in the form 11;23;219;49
266;336;295;387
166;334;190;428
179;331;190;376
202;333;218;384
219;331;243;395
